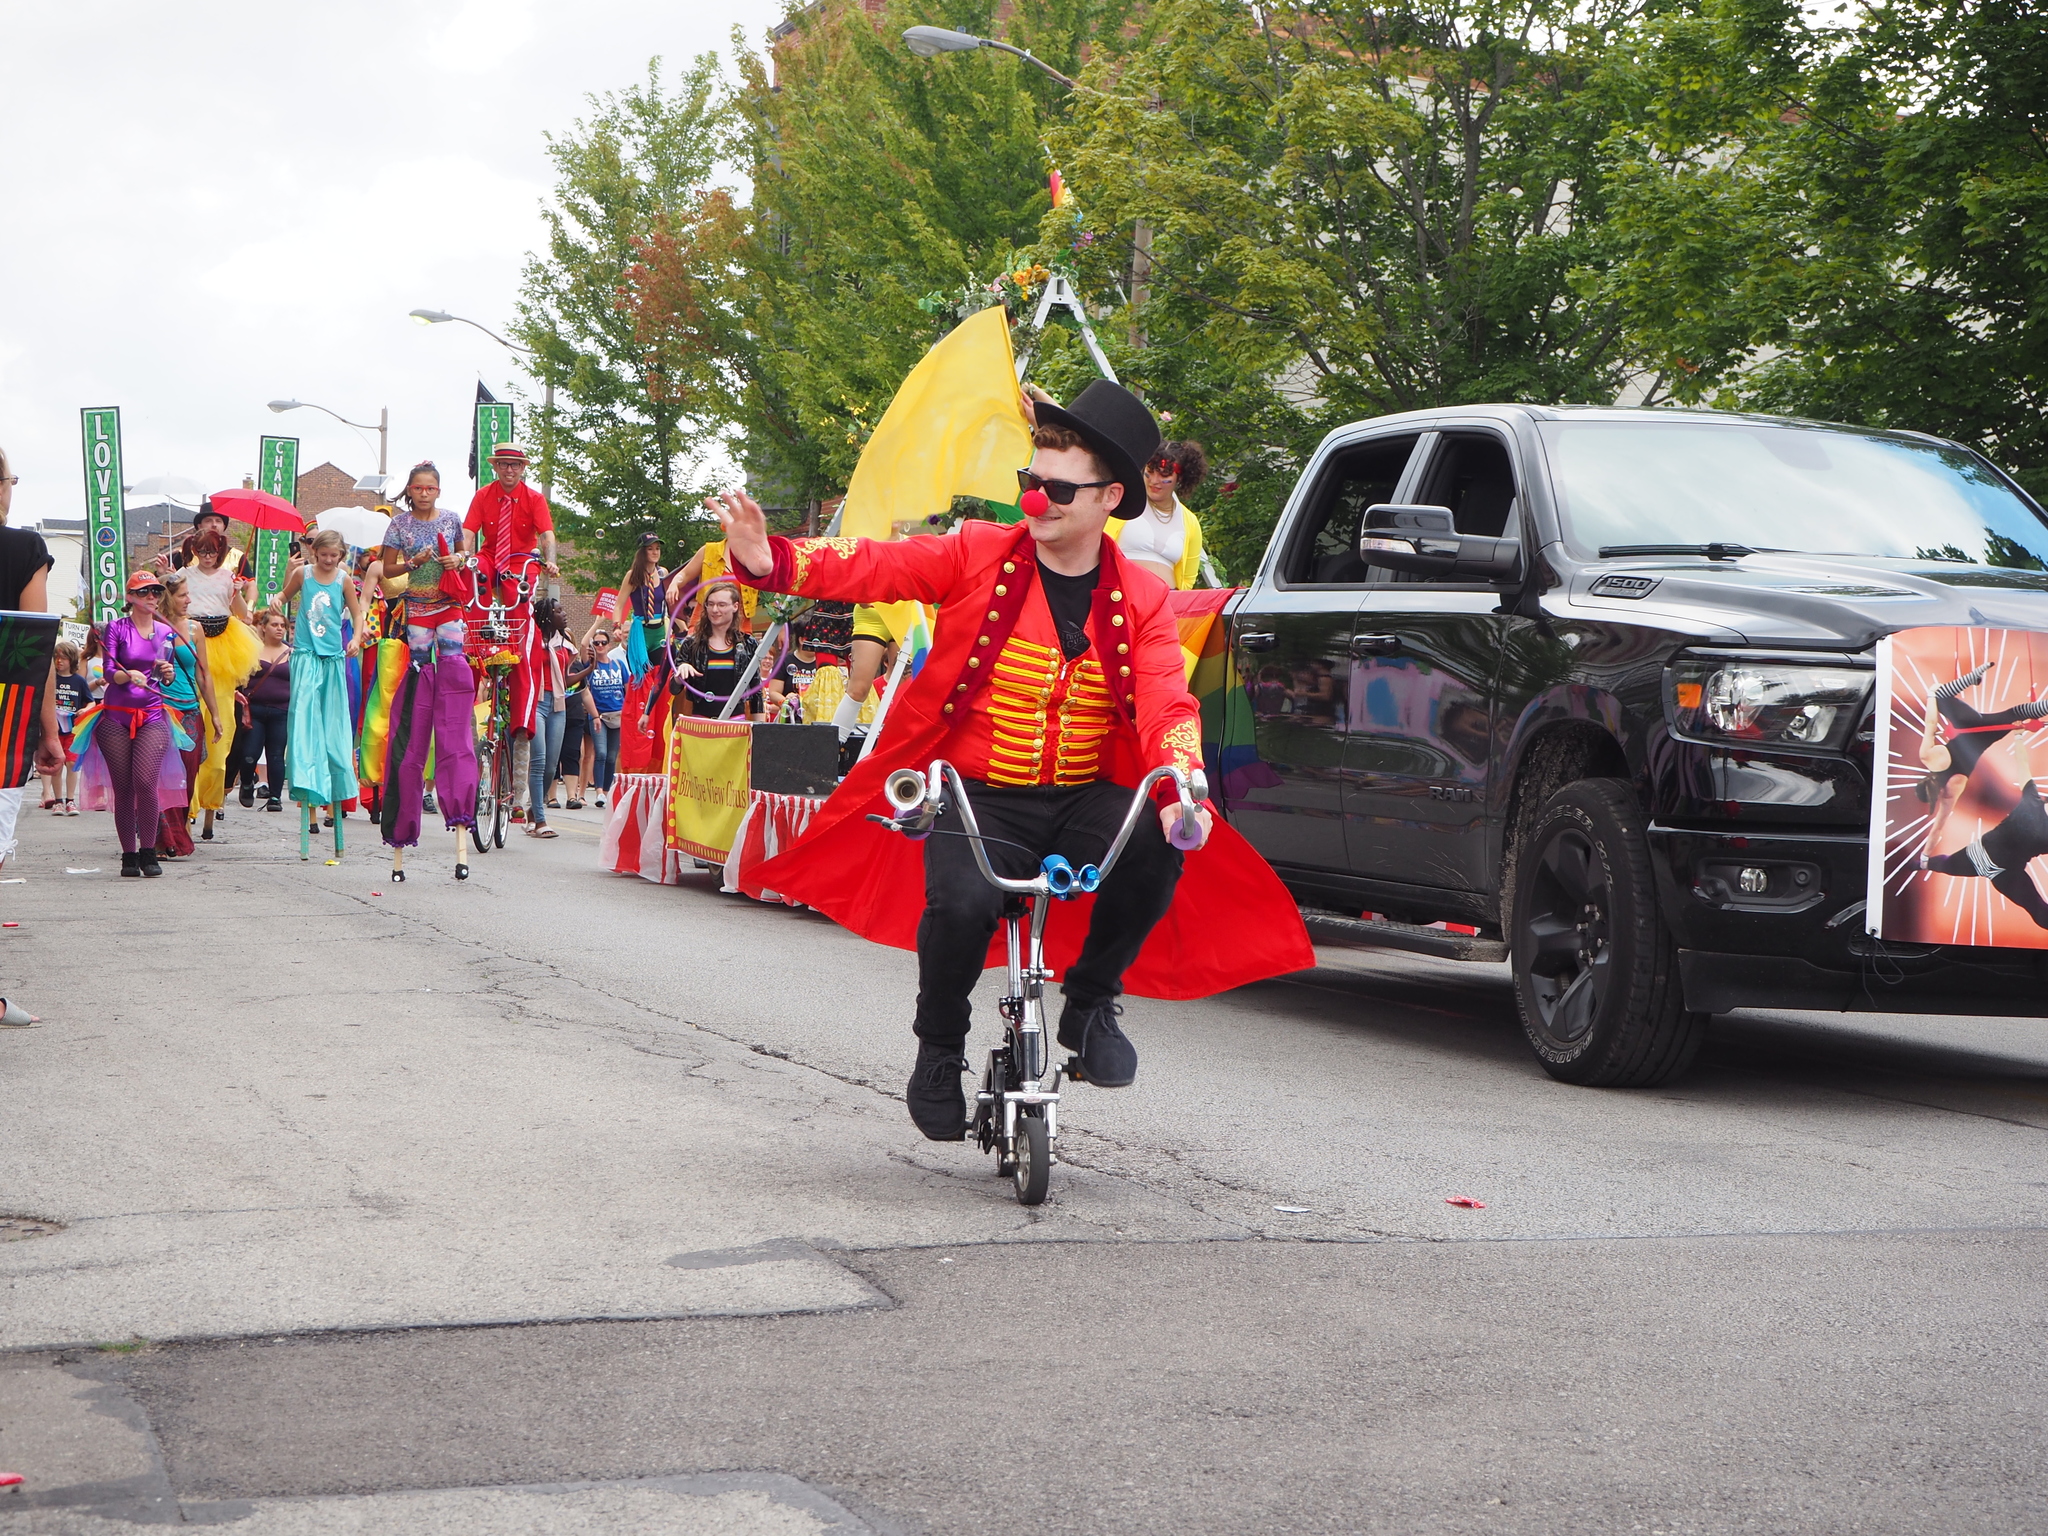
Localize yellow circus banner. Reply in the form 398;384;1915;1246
669;716;753;863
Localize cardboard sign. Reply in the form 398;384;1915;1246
1870;625;2048;948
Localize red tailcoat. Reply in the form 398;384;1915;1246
738;522;1313;999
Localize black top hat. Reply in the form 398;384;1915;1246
1031;380;1161;522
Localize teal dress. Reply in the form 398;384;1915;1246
287;572;359;807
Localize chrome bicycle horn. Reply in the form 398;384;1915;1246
884;768;928;814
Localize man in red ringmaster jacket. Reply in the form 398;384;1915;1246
710;380;1312;1142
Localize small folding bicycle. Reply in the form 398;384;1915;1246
872;759;1209;1206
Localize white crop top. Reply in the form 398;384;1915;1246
184;564;238;618
1116;500;1186;567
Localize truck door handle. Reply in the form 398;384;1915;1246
1350;633;1402;657
1239;632;1278;652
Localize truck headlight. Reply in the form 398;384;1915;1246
1664;659;1870;751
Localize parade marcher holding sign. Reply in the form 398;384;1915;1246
711;379;1311;1142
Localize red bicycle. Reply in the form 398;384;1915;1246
458;553;541;855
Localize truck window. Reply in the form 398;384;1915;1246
1281;436;1419;585
1416;433;1519;539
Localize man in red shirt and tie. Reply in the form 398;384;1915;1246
462;442;557;578
462;442;557;776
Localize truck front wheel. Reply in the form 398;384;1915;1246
1509;777;1704;1087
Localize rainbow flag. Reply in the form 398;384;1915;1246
1163;588;1272;805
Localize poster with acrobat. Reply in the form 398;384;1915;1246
1870;624;2048;948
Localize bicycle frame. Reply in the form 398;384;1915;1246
875;760;1210;1168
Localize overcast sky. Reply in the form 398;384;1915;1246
1;0;786;527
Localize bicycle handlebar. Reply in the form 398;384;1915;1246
871;760;1210;900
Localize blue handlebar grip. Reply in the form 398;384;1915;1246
1077;863;1102;892
1041;854;1077;896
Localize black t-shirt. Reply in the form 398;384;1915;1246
54;673;92;725
0;525;53;611
1037;561;1098;660
773;649;819;692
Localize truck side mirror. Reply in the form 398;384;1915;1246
1360;503;1524;585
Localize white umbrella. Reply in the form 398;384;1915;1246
126;474;208;506
313;505;391;549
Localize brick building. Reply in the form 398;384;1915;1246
295;462;382;519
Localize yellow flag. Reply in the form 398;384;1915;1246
839;305;1031;641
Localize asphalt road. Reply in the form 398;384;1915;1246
2;798;2044;1535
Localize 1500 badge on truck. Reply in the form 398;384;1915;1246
1218;404;2048;1086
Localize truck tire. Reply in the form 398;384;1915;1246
1509;777;1704;1087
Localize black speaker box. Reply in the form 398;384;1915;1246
751;723;842;797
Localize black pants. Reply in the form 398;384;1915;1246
558;707;587;787
244;705;287;799
223;715;255;792
914;780;1183;1049
1929;780;2048;928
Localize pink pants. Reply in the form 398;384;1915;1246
384;656;478;848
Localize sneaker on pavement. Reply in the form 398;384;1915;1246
119;851;140;878
239;782;255;808
1057;999;1138;1087
906;1042;970;1141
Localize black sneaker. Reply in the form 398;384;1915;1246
264;799;282;812
1057;999;1138;1087
906;1042;970;1141
240;781;255;808
138;849;163;878
120;851;141;878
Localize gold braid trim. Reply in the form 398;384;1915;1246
1160;718;1203;776
789;538;861;590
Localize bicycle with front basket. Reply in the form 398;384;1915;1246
871;760;1209;1205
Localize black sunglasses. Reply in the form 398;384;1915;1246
1017;468;1118;505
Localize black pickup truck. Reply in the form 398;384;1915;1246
1216;403;2048;1086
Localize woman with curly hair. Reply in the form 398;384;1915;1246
1117;438;1211;589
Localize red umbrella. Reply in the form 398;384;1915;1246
207;487;307;533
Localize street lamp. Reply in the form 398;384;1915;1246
410;307;556;496
268;399;388;477
901;24;1079;89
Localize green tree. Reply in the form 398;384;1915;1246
1591;0;2048;495
515;56;736;584
1048;0;1652;573
726;0;1137;512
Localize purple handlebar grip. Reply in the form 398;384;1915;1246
1169;808;1204;850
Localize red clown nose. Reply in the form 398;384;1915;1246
1019;487;1051;519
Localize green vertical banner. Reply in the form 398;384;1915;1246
79;408;128;625
255;435;300;609
475;402;513;487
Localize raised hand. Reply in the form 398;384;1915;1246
704;489;771;581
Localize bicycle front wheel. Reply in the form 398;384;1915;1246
492;732;513;849
1012;1110;1049;1206
470;741;494;856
